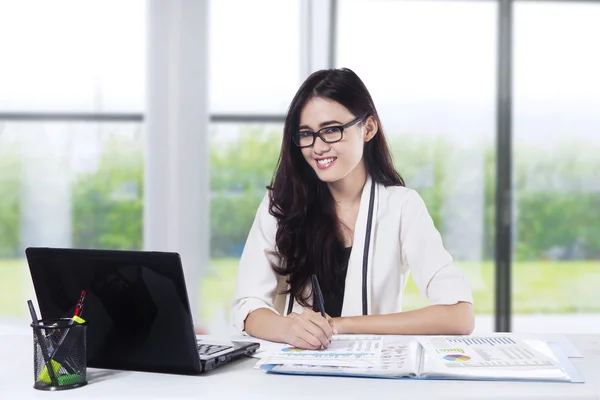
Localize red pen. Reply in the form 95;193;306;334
51;290;87;357
72;290;87;320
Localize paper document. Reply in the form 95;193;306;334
505;333;583;358
377;339;412;370
419;336;559;369
266;337;417;377
260;335;583;383
263;335;384;367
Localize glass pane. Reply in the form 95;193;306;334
337;0;497;332
209;0;301;114
0;122;143;332
204;122;282;331
513;2;600;333
0;0;146;112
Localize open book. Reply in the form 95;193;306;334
258;335;584;383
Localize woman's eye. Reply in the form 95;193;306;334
323;127;339;134
299;131;312;138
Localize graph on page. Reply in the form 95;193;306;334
418;336;559;369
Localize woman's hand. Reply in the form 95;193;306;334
284;308;337;349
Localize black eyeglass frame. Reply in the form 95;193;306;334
292;114;369;148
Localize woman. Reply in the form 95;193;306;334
231;68;474;349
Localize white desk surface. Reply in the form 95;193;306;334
1;334;599;400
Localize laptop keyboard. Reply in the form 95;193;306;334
197;342;232;356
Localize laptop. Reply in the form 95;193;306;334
25;247;259;375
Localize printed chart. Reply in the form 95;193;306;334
443;354;471;362
420;336;559;369
264;335;384;367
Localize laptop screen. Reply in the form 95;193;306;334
26;248;202;374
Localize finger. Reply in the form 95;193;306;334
295;335;321;350
325;314;339;335
301;318;332;348
286;335;314;350
325;315;339;335
294;325;323;349
300;309;333;344
304;309;334;339
325;313;334;324
307;312;334;339
302;322;330;348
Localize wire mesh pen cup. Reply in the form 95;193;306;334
31;318;88;391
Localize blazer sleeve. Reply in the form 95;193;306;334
399;189;474;306
230;191;282;333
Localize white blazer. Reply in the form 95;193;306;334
230;175;473;334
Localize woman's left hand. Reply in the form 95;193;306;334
326;314;339;335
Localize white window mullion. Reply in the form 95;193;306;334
145;0;209;326
301;0;334;80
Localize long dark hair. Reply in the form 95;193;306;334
267;68;404;307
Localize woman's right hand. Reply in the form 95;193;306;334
283;308;336;350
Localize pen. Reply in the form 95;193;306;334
51;290;87;358
311;274;326;318
28;300;59;387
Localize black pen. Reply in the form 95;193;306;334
311;274;326;318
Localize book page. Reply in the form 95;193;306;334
263;337;420;377
263;335;384;367
419;336;559;369
417;336;570;381
370;337;420;376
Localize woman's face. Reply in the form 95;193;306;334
298;97;374;183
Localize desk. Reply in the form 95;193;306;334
1;334;599;400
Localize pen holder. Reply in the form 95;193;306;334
31;318;88;391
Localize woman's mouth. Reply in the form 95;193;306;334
315;157;337;170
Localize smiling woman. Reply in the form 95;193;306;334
297;100;369;179
231;68;474;350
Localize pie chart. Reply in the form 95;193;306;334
282;347;304;353
443;354;471;362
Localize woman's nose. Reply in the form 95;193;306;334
312;136;330;154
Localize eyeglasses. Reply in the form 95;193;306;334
292;114;368;148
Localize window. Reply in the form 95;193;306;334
0;0;146;330
204;0;301;331
512;2;600;333
0;122;143;318
0;0;146;112
209;0;301;114
337;0;497;331
204;122;283;328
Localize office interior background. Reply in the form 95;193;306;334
0;0;598;335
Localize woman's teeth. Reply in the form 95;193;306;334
317;158;335;165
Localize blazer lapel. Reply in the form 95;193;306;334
341;175;379;317
281;176;380;318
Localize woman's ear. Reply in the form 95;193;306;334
363;116;378;142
